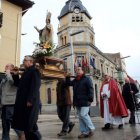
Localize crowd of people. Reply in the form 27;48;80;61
0;56;139;140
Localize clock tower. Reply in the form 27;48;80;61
55;0;95;75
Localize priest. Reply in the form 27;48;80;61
100;74;128;130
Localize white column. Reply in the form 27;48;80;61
70;32;75;76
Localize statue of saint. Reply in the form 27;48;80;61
34;11;53;48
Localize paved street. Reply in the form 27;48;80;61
0;114;140;140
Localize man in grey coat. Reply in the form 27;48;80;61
0;64;25;140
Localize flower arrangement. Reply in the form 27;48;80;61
32;41;55;59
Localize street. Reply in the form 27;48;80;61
0;114;140;140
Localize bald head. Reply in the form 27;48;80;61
5;63;14;71
125;77;130;83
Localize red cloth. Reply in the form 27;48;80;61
82;57;88;67
100;79;128;118
76;74;83;81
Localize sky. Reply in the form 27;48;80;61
21;0;140;83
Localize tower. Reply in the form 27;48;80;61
55;0;95;75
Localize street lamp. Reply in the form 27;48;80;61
21;33;27;36
120;56;131;59
116;55;131;89
70;30;84;75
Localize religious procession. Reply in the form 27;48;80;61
0;0;140;140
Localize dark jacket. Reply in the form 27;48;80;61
12;65;41;131
122;83;139;110
66;75;94;107
56;80;72;106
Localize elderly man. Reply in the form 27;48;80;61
100;74;128;130
12;55;41;140
0;64;25;140
122;77;139;124
66;66;95;139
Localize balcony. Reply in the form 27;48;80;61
89;68;101;78
93;69;101;78
0;11;3;28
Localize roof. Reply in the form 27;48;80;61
127;75;136;84
6;0;34;14
58;0;92;20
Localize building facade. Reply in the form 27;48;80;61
52;0;119;115
0;0;34;72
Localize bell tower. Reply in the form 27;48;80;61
55;0;95;74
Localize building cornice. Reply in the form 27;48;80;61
6;0;34;14
54;42;116;67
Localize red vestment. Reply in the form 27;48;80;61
100;79;128;118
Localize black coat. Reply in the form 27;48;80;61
12;65;41;131
122;83;139;110
66;75;94;107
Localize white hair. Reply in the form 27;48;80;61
24;55;34;61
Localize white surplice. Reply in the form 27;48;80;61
101;84;123;125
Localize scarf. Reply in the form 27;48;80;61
76;74;83;81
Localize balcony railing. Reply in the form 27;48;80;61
63;66;101;79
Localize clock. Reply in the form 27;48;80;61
74;7;80;14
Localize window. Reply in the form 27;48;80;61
61;37;63;46
76;16;80;22
47;88;51;104
64;36;66;45
75;54;89;73
95;84;98;105
75;55;84;67
63;57;68;72
72;16;75;22
0;11;3;28
72;15;83;22
101;64;104;75
106;67;108;73
112;70;114;77
90;35;94;43
92;58;96;69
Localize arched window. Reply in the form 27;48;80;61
107;67;108;73
61;37;63;46
72;16;75;22
101;64;104;76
